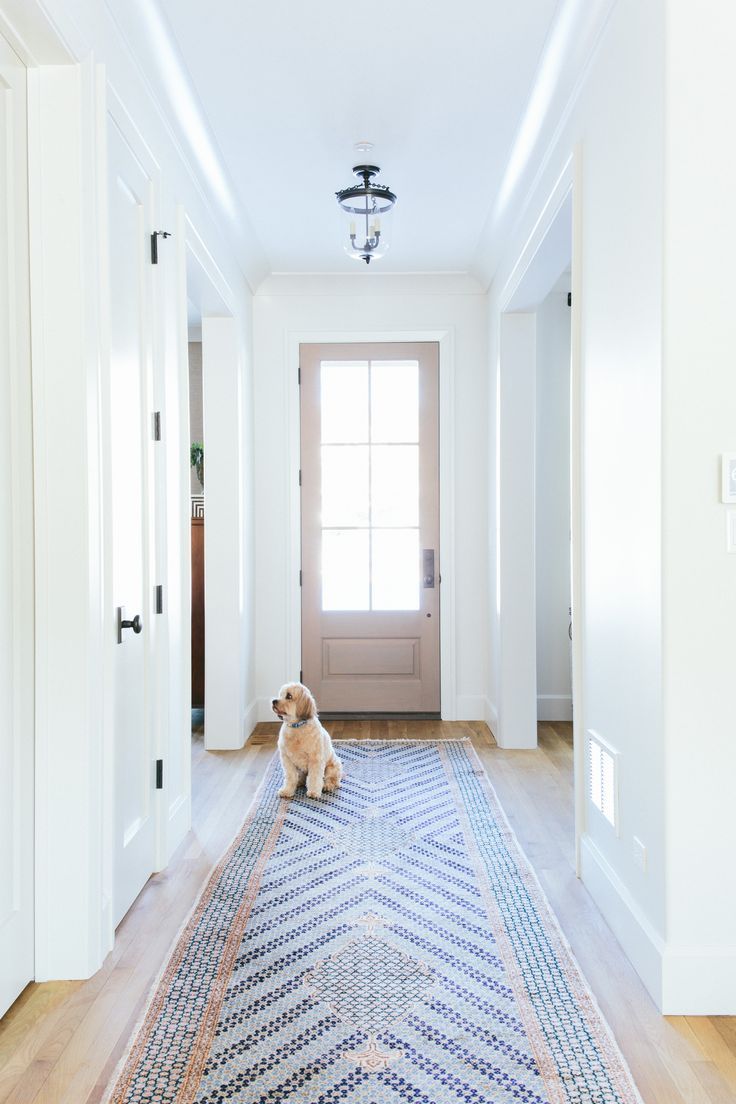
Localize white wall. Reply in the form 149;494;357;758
253;274;489;723
8;0;258;978
488;0;668;1005
535;288;572;721
661;0;736;1011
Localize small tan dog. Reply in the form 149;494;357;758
271;682;342;799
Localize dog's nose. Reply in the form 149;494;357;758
271;699;278;707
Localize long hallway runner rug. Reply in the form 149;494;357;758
104;740;644;1104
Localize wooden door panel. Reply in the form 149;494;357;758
301;342;440;713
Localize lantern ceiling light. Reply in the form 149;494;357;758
335;164;397;265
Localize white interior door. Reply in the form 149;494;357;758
300;342;440;713
0;35;34;1016
108;119;158;926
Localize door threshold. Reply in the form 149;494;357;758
320;712;441;721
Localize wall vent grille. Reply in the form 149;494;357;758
587;730;618;831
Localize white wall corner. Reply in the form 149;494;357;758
243;698;261;742
485;699;498;737
579;835;664;1010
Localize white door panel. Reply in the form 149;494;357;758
0;35;34;1016
301;343;440;712
107;120;157;926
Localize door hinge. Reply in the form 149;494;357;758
299;569;303;587
155;584;163;614
155;759;164;789
298;469;302;487
151;230;171;264
152;411;162;440
298;365;301;385
567;291;572;307
299;669;303;683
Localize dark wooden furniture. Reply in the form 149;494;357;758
191;517;205;707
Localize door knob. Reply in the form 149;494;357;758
117;606;143;643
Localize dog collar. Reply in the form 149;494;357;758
286;719;309;728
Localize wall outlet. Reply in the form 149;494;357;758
632;836;647;873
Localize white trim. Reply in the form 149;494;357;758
661;946;736;1016
579;834;664;1009
455;696;487;721
284;328;458;720
29;58;109;978
570;145;585;876
494;149;584;857
498;156;575;312
537;695;573;721
0;0;75;66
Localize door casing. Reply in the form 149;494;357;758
279;328;459;721
299;341;440;713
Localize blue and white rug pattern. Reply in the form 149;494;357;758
105;740;643;1104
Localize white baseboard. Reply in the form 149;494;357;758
582;835;736;1013
257;696;279;724
537;694;573;721
579;834;664;1009
661;946;736;1015
485;698;498;737
245;698;266;735
454;695;489;722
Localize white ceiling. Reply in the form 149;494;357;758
155;0;567;278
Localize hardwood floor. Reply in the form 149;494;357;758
1;717;734;1103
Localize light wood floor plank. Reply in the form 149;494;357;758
0;719;734;1104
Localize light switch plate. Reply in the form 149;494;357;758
721;454;736;502
727;510;736;553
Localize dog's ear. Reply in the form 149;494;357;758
297;684;317;720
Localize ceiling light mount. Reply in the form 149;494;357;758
335;164;397;265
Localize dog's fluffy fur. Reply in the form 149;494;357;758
272;682;342;799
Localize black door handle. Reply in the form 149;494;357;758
117;606;143;643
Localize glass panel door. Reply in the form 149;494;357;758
301;341;439;713
320;359;420;613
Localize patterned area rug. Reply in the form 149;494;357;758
104;740;643;1104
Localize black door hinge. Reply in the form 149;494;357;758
153;411;162;440
299;569;303;587
155;759;164;789
567;291;572;307
298;365;301;385
151;230;171;264
298;469;302;487
300;669;303;683
155;584;163;614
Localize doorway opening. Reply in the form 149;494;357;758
534;273;572;728
496;162;583;862
188;310;205;735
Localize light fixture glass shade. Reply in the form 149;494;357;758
336;165;396;265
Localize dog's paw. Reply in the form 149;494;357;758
278;787;296;799
306;789;323;800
